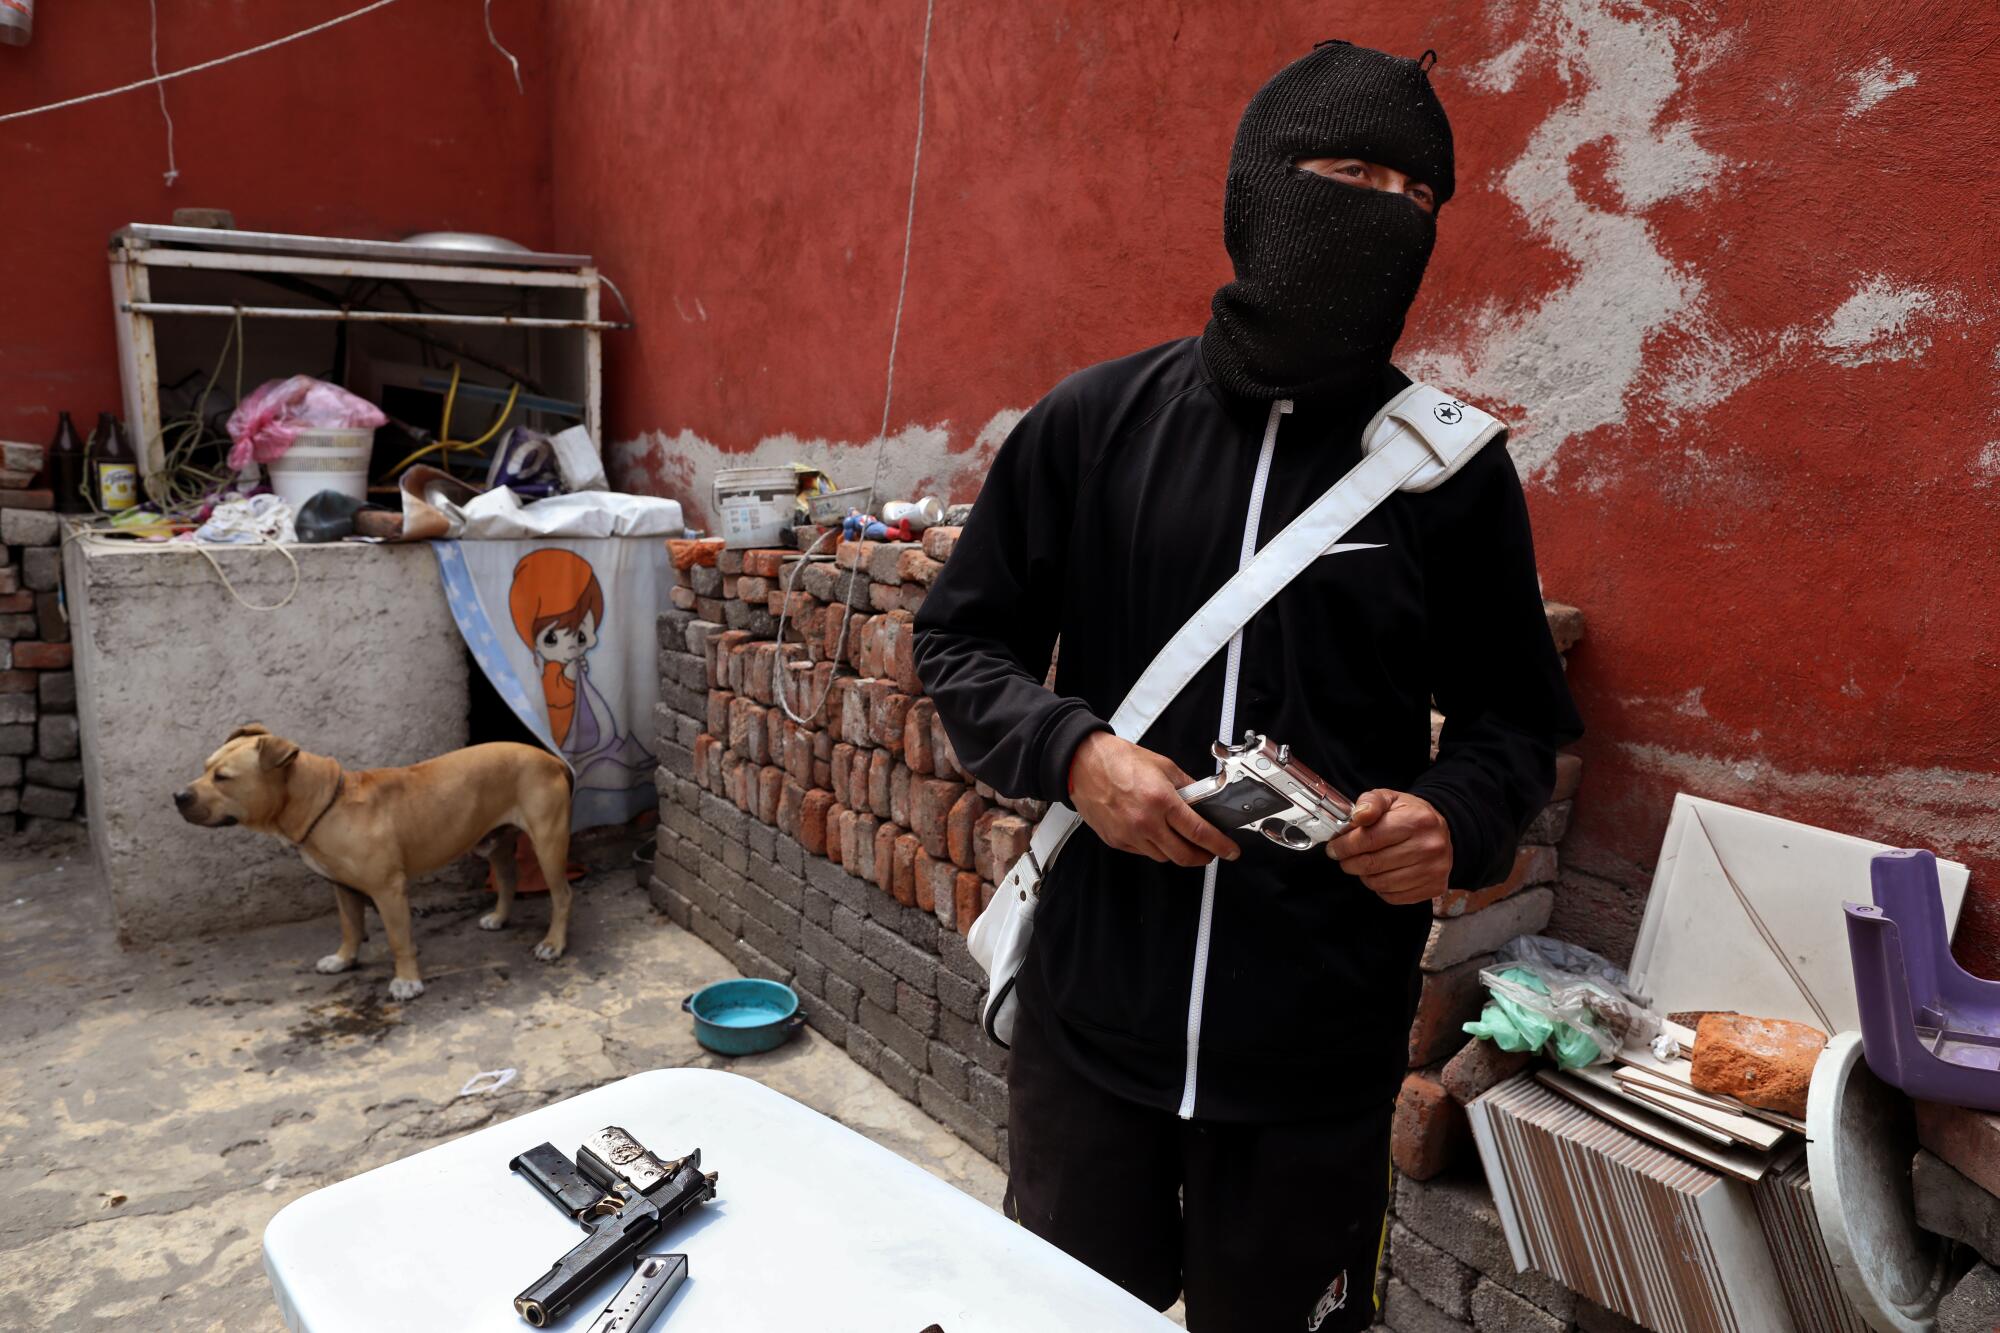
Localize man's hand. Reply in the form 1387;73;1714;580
1328;789;1453;904
1069;732;1241;868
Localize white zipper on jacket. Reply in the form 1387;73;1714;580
1175;396;1289;1120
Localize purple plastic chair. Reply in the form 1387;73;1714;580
1845;848;2000;1110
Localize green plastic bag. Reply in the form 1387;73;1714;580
1462;966;1603;1069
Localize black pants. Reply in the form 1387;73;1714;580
1004;998;1392;1333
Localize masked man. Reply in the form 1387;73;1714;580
914;41;1582;1332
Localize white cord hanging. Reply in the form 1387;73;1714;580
147;0;180;185
774;0;935;725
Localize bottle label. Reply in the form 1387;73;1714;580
98;462;138;511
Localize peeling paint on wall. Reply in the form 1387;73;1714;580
1819;275;1951;367
1847;55;1918;117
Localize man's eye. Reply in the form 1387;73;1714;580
1338;163;1367;177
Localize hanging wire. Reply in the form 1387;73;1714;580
774;0;935;725
483;0;525;95
147;0;180;185
0;0;406;125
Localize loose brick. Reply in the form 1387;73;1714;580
19;784;75;820
896;548;943;586
0;509;60;546
1393;1069;1472;1181
842;677;875;745
36;714;79;762
985;815;1033;881
870;689;911;752
707;690;735;737
1422;886;1554;971
776;778;806;839
0;670;32;694
866;541;916;584
1916;1101;2000;1198
1440;1038;1535;1106
1938;1263;2000;1333
927;858;960;928
1689;1011;1825;1118
902;697;937;774
868;581;903;613
13;642;69;671
971;809;1003;882
874;820;900;896
921;526;961;561
835;539;878;572
884;762;911;827
667;537;725;570
912;847;938;913
1543;601;1585;653
945;790;988;869
909;777;966;860
868;748;894;818
1523;800;1573;845
954;872;983;934
1409;954;1496;1066
884;609;921;693
799;789;833;856
891;832;920;906
852;813;880;883
1395;1173;1576;1317
0;490;55;513
930;711;963;781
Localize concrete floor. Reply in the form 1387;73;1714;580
0;825;1002;1331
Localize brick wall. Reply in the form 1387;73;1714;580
0;504;82;824
650;524;1590;1326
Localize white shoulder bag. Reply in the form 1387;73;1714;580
967;383;1504;1045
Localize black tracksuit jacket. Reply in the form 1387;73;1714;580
912;336;1583;1122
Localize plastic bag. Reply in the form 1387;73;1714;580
226;376;385;470
1462;934;1662;1069
190;493;296;545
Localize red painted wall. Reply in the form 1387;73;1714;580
548;1;2000;973
0;0;551;445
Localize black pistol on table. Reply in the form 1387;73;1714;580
509;1126;717;1327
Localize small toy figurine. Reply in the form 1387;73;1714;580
842;509;913;542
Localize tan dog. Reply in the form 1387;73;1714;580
175;726;573;1000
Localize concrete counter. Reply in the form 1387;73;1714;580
65;537;468;944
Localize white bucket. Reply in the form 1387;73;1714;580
713;466;797;549
265;427;375;511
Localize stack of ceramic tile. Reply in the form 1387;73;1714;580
1749;1146;1871;1333
1468;1075;1795;1333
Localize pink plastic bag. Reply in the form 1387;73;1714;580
226;376;386;470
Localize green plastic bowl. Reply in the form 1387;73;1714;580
682;978;806;1056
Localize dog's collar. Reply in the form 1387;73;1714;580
293;774;344;847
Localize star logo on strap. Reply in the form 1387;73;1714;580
1433;400;1464;425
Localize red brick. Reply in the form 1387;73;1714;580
901;698;936;775
800;789;834;856
742;548;790;579
758;766;784;825
869;582;903;613
823;605;855;664
824;678;853;742
927;858;958;917
867;748;894;818
874;821;901;896
1433;845;1557;918
921;526;961;561
785;720;816;785
889;762;913;826
669;585;698;610
980;879;997;912
705;737;725;791
836;539;879;572
830;742;856;807
1440;1038;1535;1105
931;712;963;781
1689;1012;1825;1118
1408;955;1496;1066
826;806;850;866
900;582;926;615
912;848;938;912
885;609;921;694
0;670;34;694
841;678;874;745
706;690;734;737
692;734;717;789
953;872;983;934
852;813;880;881
736;575;772;603
972;810;1003;882
776;778;806;839
909;777;966;860
781;661;815;721
813;758;833;790
696;596;726;624
986;815;1033;881
1391;1070;1472;1181
1916;1102;2000;1198
848;748;873;814
946;790;988;869
709;629;752;686
1552;750;1584;802
896;548;943;585
892;833;920;906
869;690;911;752
771;589;813;623
667;537;725;571
856;615;886;678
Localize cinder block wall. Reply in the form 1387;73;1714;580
651;527;1591;1328
3;509;83;824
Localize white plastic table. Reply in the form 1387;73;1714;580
263;1068;1179;1332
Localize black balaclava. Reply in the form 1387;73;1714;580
1201;41;1456;402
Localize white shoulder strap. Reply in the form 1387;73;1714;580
1364;382;1505;493
1000;382;1501;896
